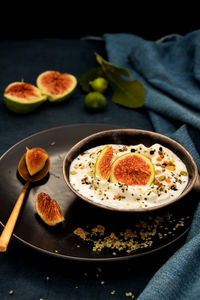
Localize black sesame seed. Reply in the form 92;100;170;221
171;185;178;191
131;148;136;152
159;147;163;151
150;150;155;155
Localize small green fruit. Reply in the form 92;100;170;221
84;91;106;112
89;77;108;93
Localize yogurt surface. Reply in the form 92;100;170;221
69;144;188;209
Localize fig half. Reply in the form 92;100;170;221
110;153;155;186
36;192;64;226
36;70;77;102
3;82;47;114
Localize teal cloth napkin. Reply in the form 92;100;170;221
104;30;200;300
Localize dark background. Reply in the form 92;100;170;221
0;4;199;40
0;4;199;300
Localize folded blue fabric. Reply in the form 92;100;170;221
104;30;200;300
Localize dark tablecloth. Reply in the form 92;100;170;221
0;37;185;299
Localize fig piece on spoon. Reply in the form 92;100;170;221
0;147;50;252
20;147;50;181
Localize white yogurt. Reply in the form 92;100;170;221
69;144;188;209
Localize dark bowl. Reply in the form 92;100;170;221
63;129;199;212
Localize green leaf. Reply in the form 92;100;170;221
79;67;105;93
95;53;146;108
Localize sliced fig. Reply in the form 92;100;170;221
110;152;155;186
3;82;47;114
36;192;64;226
95;146;113;180
36;70;77;102
25;147;49;176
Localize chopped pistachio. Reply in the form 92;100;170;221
158;175;166;181
70;170;77;175
180;171;188;176
168;160;175;166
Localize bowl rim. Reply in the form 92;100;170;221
63;128;198;212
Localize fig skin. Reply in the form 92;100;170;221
36;192;64;226
25;147;49;176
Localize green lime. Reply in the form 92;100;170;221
89;77;108;93
84;91;106;112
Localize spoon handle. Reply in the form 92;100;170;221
0;181;30;252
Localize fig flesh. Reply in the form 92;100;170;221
36;70;77;102
25;147;49;176
3;82;47;114
36;192;64;226
95;146;113;180
110;152;155;186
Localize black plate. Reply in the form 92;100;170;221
0;124;196;261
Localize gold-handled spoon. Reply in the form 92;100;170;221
0;148;50;252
